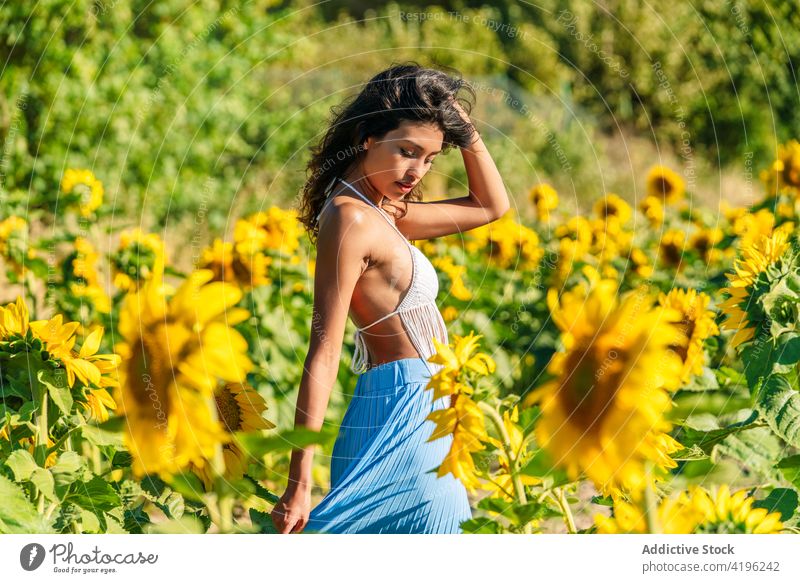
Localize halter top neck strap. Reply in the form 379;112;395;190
337;178;412;249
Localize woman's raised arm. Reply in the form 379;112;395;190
391;100;510;241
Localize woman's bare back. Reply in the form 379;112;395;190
321;189;423;365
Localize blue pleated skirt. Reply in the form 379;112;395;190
304;357;473;534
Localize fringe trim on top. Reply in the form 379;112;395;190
351;301;448;376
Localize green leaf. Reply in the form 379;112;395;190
519;448;567;480
742;339;776;392
591;494;614;507
4;449;38;481
752;488;798;522
123;505;151;534
682;366;720;391
775;334;800;368
144;515;206;534
245;474;280;505
675;410;760;455
459;517;502;533
714;427;783;483
66;475;121;513
249;508;279;534
97;416;127;433
30;468;55;501
476;496;557;526
776;455;800;490
37;369;72;417
671;444;709;461
50;451;85;488
168;472;205;503
755;374;800;448
159;492;185;519
715;366;747;388
0;474;55;533
234;427;336;458
81;423;125;448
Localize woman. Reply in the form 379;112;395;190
271;63;510;534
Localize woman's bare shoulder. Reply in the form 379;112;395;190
317;198;379;247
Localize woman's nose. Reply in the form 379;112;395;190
408;161;426;179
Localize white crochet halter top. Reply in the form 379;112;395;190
321;178;449;375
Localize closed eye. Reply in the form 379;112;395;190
400;147;436;165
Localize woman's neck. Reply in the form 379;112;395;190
340;171;384;207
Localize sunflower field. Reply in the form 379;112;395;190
1;137;800;535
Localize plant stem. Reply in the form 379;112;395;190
204;494;221;532
642;464;661;534
478;401;536;534
554;487;577;534
44;501;59;521
34;386;48;466
91;443;102;474
478;401;527;505
218;495;235;533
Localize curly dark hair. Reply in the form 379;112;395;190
297;62;477;244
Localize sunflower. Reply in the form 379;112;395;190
432;256;472;301
595;485;784;534
529;183;559;222
63;237;112;314
82;388;117;423
657;229;687;269
234;207;302;258
114;269;254;479
427;332;496;393
425;332;496;492
589;216;633;266
523;279;685;498
111;228;166;292
718;228;793;348
467;211;543;270
200;238;271;289
554;216;593;280
639;195;664;227
595;491;699;534
657;288;720;384
0;295;30;337
729;207;776;250
29;320;118;389
193;381;276;489
0;216;31;278
555;216;593;257
594;193;632;225
426;393;488;493
441;305;459;322
682;485;784;534
689;227;723;264
646;165;685;204
628;247;653;278
61;168;104;217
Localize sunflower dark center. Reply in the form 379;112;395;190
215;384;242;432
560;342;625;429
669;317;695;363
653;176;674;198
128;328;171;414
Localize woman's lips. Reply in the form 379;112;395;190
396;181;414;191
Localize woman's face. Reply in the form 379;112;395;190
361;120;444;201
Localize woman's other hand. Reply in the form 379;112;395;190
271;485;311;533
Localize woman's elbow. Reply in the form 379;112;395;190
490;200;511;221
